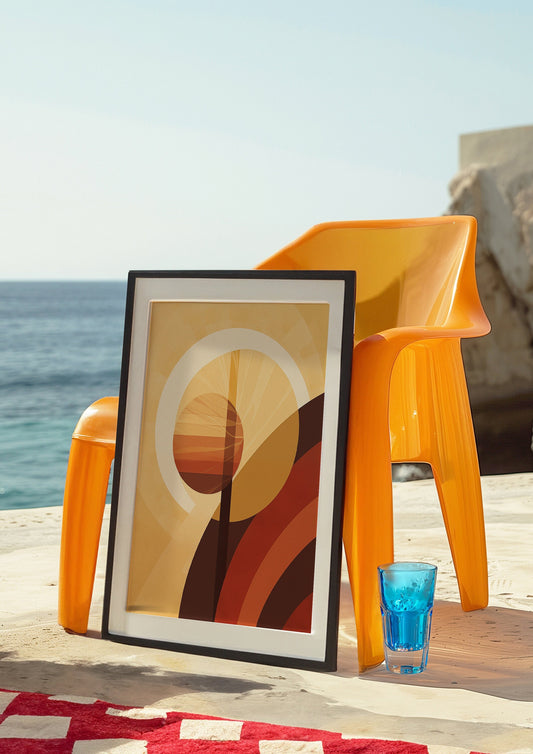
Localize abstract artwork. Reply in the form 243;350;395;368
103;271;355;670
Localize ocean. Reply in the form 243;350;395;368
0;281;127;510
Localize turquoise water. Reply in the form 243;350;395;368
381;609;432;651
0;281;126;510
378;563;437;651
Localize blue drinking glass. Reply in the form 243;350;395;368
377;562;437;674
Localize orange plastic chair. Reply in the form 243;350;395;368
258;216;490;669
58;216;490;672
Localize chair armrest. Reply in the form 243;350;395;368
364;319;490;350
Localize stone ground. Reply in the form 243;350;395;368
0;473;532;754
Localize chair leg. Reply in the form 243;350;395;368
58;438;114;633
427;340;488;611
343;339;395;671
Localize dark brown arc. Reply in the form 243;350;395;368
295;393;324;461
180;392;326;623
256;539;316;632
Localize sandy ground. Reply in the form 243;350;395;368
0;473;531;754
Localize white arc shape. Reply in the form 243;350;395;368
155;328;309;512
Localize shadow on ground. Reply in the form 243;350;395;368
0;650;275;707
361;599;533;702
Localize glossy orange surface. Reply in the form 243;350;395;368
58;397;118;634
58;217;490;672
258;216;490;670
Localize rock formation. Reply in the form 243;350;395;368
447;126;533;472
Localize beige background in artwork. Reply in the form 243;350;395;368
127;300;329;617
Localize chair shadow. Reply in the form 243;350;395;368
358;599;533;702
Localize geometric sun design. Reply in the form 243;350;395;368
173;393;244;495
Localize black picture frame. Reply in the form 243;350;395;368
102;270;355;671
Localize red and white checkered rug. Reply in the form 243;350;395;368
0;688;489;753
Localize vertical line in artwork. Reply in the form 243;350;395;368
213;350;240;619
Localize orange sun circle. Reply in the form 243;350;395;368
173;392;244;495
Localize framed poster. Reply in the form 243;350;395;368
102;270;355;671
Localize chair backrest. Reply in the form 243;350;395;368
258;217;486;342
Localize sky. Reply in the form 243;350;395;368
2;0;533;280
